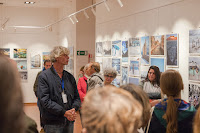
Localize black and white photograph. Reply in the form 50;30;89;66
129;37;140;56
102;58;112;70
189;56;200;82
166;34;178;66
112;58;121;75
189;83;200;107
103;41;111;56
96;42;103;56
122;40;128;62
19;71;28;81
189;29;200;54
122;66;128;85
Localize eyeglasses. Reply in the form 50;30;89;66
105;75;114;78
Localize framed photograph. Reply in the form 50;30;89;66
16;60;27;71
65;59;74;75
151;35;165;56
141;36;150;65
112;76;121;87
150;57;165;72
129;77;140;85
140;65;149;80
96;42;103;56
13;48;27;59
0;48;10;57
31;53;41;69
129;37;140;56
189;29;200;54
129;57;140;76
166;34;178;66
189;56;200;82
112;40;121;57
102;58;112;70
112;58;121;75
189;83;200;107
122;66;128;85
103;41;111;56
69;46;74;57
122;40;128;62
19;71;28;81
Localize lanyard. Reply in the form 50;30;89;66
61;78;64;91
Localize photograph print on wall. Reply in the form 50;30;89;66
96;42;103;56
189;56;200;82
166;34;178;66
141;36;149;65
151;58;165;72
31;53;41;69
14;48;27;59
129;57;140;76
112;76;121;87
151;35;165;56
112;40;121;57
189;83;200;108
0;48;10;57
102;58;112;70
129;37;140;56
122;66;128;85
189;29;200;54
16;60;27;71
20;71;28;81
129;77;140;85
122;40;128;62
112;58;121;75
103;41;111;56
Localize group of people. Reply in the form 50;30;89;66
1;45;200;133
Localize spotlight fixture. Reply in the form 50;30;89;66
91;7;96;16
24;1;35;4
104;1;110;12
73;15;78;23
69;17;75;24
117;0;123;7
83;10;89;19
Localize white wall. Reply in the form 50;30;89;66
96;0;200;102
0;6;59;103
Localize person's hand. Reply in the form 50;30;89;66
64;108;76;121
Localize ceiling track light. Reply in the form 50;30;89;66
69;17;75;24
91;7;96;16
73;15;78;23
104;1;110;12
84;10;89;19
117;0;123;7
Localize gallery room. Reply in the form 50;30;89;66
0;0;200;132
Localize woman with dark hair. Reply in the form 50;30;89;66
148;70;196;133
139;66;161;100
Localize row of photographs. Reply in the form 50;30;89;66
96;33;178;66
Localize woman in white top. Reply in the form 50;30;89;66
139;66;161;101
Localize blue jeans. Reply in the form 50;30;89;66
44;122;74;133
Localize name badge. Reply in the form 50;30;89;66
62;91;67;103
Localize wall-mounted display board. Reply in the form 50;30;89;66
188;56;200;82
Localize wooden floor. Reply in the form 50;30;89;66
24;103;83;133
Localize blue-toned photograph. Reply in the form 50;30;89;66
112;58;121;75
151;58;165;72
141;36;149;65
129;77;140;85
166;34;178;66
112;40;121;57
122;41;128;62
129;37;140;56
129;58;140;76
122;66;128;85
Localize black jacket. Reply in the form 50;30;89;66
37;66;81;125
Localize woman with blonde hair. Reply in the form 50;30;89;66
81;85;143;133
148;70;196;133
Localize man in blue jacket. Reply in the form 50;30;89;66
37;46;81;133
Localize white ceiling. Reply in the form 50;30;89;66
0;0;72;8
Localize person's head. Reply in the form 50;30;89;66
88;62;100;75
194;106;200;133
50;46;70;65
145;65;161;86
160;69;184;133
44;59;51;70
84;63;91;76
80;66;85;73
120;84;151;128
0;55;24;133
103;68;117;85
82;86;142;133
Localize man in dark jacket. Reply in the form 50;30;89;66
37;46;81;133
